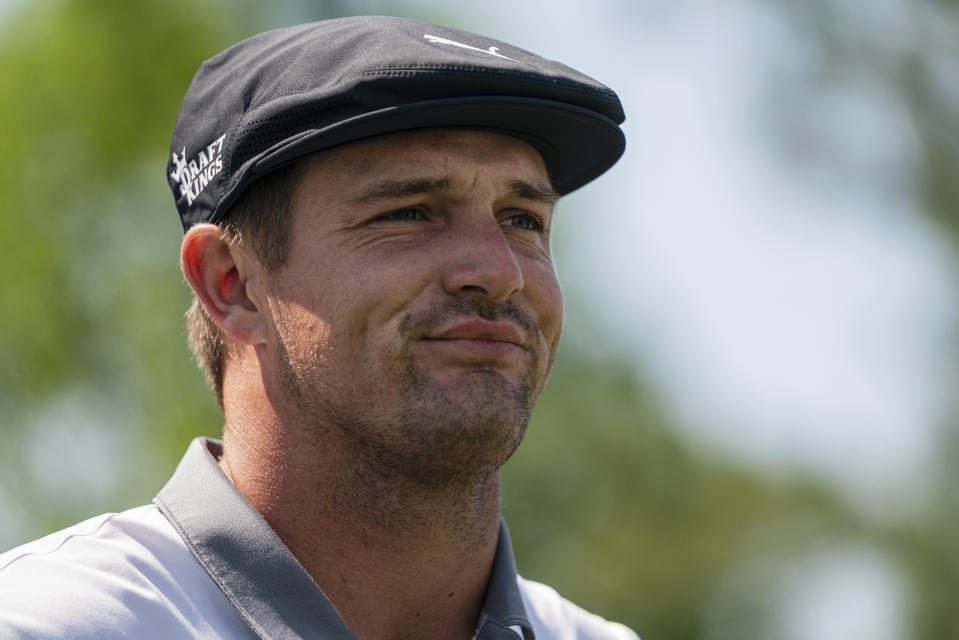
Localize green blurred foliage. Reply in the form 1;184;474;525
504;354;854;636
769;1;959;251
760;3;959;638
1;1;956;639
0;0;234;535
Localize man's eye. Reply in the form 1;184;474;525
503;212;544;232
378;207;425;222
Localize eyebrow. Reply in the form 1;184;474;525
504;179;559;207
346;177;559;207
346;178;451;206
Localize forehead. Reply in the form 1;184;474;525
294;128;553;201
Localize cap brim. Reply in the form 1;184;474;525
215;96;624;222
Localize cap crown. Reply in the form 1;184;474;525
168;16;626;230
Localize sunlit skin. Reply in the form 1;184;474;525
266;130;563;481
181;129;564;639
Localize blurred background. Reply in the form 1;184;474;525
1;0;957;638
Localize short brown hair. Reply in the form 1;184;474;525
185;160;308;406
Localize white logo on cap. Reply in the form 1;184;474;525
423;34;520;63
170;134;226;206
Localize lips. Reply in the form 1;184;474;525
425;319;526;347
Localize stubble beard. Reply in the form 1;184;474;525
276;297;549;492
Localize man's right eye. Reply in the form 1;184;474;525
377;207;425;222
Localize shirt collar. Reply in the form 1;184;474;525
477;520;534;640
155;437;533;639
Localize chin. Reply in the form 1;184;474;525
387;373;533;484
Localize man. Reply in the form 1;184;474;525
0;16;636;639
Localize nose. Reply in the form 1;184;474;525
441;212;524;302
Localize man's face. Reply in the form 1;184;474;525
260;129;563;485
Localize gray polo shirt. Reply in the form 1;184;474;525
0;437;638;639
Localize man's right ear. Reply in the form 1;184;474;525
181;224;269;347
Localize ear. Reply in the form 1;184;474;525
181;224;269;347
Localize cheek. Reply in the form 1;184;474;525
315;274;425;371
527;263;564;350
271;298;333;359
273;257;371;337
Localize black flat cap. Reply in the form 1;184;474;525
167;16;626;231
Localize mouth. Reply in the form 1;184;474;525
425;319;526;347
419;318;528;360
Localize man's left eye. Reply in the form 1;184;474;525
503;213;544;232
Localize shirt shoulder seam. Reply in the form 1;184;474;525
0;510;136;573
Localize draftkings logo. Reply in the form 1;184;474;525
170;134;226;205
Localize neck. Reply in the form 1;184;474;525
219;408;503;640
